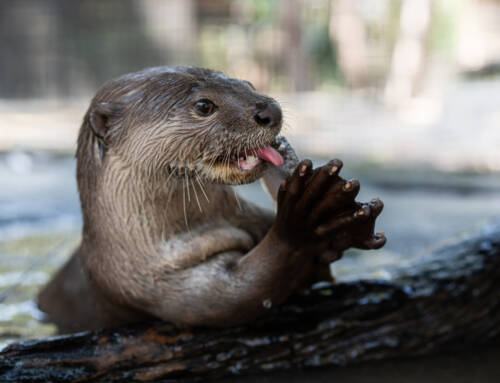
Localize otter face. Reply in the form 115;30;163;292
86;66;285;185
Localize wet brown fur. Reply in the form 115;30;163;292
38;67;304;332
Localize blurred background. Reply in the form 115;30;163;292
1;0;499;167
0;0;499;369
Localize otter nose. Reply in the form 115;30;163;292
254;102;282;128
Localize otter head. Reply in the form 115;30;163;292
84;66;284;186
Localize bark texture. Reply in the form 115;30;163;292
1;224;500;382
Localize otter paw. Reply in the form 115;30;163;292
285;158;370;237
351;197;386;250
275;158;355;244
298;159;386;255
317;197;386;255
274;159;386;252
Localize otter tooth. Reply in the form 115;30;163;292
246;155;257;165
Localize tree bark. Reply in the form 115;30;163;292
1;223;500;382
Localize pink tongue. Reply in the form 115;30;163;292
255;146;284;167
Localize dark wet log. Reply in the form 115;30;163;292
1;224;500;382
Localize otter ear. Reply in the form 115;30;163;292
89;102;123;142
89;102;123;163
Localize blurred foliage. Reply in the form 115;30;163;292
0;0;499;96
429;0;461;54
306;24;340;89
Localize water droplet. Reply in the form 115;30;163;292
262;299;272;309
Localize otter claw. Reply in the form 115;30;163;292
363;233;387;249
354;204;371;218
354;208;365;217
342;179;360;197
327;159;343;175
286;159;312;197
299;164;308;176
368;198;384;217
329;165;339;175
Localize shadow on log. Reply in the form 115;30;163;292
1;224;500;382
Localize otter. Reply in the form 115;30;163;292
37;66;385;333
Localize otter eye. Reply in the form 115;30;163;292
194;99;217;116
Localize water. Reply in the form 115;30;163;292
0;151;81;349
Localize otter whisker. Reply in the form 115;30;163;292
190;171;203;213
209;152;218;168
223;149;230;170
245;136;250;154
281;120;292;134
165;166;177;185
236;143;241;170
233;188;242;211
184;168;191;202
204;155;216;175
182;176;190;233
194;169;210;203
222;146;232;183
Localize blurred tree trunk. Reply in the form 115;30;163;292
0;0;172;98
329;0;369;88
384;0;432;106
281;0;312;91
141;0;196;65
